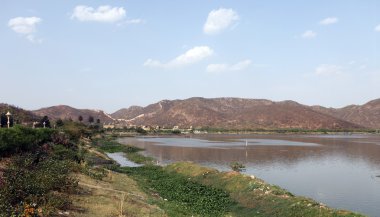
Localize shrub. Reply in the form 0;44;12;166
0;153;77;216
229;162;246;172
136;127;147;135
0;126;55;156
61;121;88;141
172;129;181;134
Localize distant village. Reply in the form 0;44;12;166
102;122;208;134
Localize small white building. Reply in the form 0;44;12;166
103;123;115;129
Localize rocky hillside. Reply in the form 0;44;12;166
0;103;40;123
32;105;114;123
311;99;380;129
112;97;363;130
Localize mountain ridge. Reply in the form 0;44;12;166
3;97;379;129
111;97;369;130
310;98;380;128
0;103;41;123
32;105;114;123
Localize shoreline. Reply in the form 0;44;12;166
97;137;366;217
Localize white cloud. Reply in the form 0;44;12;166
144;46;214;69
206;59;252;73
8;16;41;34
71;5;126;23
203;8;239;35
230;60;252;71
319;17;338;25
8;16;42;43
301;30;317;39
375;24;380;32
315;64;342;76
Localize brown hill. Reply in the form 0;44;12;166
112;106;145;120
0;103;40;123
311;99;380;129
32;105;114;124
112;97;362;130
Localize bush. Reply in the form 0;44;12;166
229;162;246;172
136;127;147;135
61;121;89;141
51;144;84;163
0;153;77;216
172;129;181;134
0;126;55;156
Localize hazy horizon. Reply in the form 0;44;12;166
1;1;379;112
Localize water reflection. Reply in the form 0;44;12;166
118;134;380;216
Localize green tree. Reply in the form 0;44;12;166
40;116;51;128
136;127;147;135
0;113;6;128
172;129;181;134
56;119;64;127
78;115;83;122
88;116;94;124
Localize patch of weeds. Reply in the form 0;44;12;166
270;185;294;196
126;152;154;164
0;153;77;216
93;139;141;153
117;165;234;217
80;165;107;180
229;162;246;172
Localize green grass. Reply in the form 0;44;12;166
0;151;78;216
93;139;139;153
165;162;365;217
117;165;235;217
0;126;55;156
112;162;365;217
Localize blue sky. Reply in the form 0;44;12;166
1;0;379;112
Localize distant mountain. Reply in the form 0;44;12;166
9;97;379;129
111;97;363;130
0;103;40;123
32;105;114;123
112;106;145;120
311;99;380;129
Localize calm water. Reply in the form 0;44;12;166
118;134;380;217
106;152;142;167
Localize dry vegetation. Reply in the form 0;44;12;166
71;172;165;217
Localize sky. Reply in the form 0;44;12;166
1;0;380;113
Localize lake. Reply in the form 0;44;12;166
118;134;380;217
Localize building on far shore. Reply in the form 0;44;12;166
103;123;115;129
142;125;152;131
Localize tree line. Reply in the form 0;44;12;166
77;115;100;124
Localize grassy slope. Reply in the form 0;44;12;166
72;172;165;217
68;138;165;217
166;162;364;217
